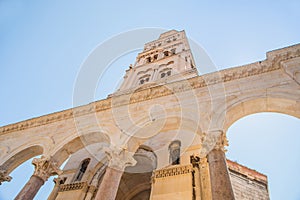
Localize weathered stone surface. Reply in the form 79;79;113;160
14;175;44;200
227;160;269;200
94;167;124;200
207;149;235;200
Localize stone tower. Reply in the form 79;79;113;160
117;30;198;93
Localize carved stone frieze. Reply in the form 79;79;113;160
32;156;63;182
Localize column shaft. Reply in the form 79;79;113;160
94;167;123;200
47;184;60;200
207;149;235;200
14;175;44;200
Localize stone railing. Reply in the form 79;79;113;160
59;182;87;192
153;164;193;179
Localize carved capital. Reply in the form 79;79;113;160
32;156;63;182
200;130;228;157
104;146;137;171
0;169;12;185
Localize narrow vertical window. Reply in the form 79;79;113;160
169;140;181;165
74;158;90;182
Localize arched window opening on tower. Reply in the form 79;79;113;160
164;51;169;57
139;75;150;85
169;140;181;165
160;69;172;78
146;57;151;63
73;158;90;182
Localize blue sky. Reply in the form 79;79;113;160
0;1;300;199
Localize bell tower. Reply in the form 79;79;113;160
117;30;198;92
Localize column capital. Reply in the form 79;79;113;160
32;156;63;182
0;169;12;185
103;145;137;171
200;130;228;157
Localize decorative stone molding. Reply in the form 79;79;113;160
90;164;106;187
0;44;299;135
32;156;63;182
154;165;193;178
190;155;200;168
200;130;229;157
53;177;64;185
59;182;87;192
104;146;137;171
0;169;12;185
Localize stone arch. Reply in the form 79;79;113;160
124;115;202;169
225;111;300;199
0;145;44;174
223;97;300;132
116;145;157;200
51;131;110;167
128;115;201;146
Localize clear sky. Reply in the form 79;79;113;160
0;1;300;199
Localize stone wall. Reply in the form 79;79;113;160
228;160;269;200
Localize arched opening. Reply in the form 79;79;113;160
1;145;43;174
0;145;55;200
115;146;157;200
52;131;110;167
169;140;181;165
226;112;300;200
73;158;91;182
0;157;57;200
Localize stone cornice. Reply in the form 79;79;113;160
1;44;299;135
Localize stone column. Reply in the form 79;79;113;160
47;177;63;200
15;156;62;200
0;169;12;185
94;146;136;200
203;130;235;200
